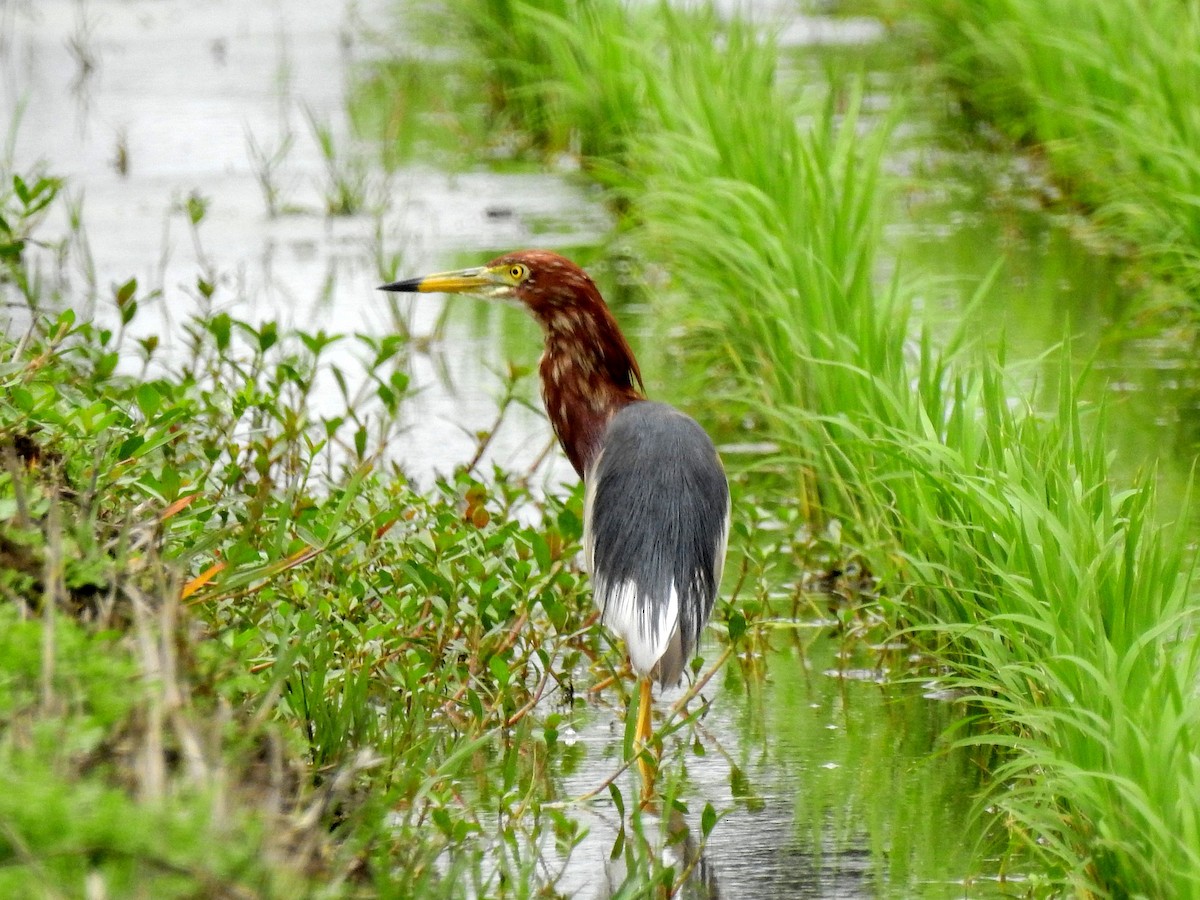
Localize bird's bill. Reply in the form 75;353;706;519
378;266;512;298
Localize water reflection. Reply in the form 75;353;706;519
798;32;1200;515
534;623;1000;897
599;808;719;898
892;124;1200;502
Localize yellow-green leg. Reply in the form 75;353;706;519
635;677;655;803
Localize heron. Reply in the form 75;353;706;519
380;250;730;796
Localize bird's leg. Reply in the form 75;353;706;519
588;673;618;694
635;676;656;803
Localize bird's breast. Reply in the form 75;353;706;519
539;348;633;477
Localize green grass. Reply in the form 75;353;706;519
906;0;1200;299
444;0;1200;895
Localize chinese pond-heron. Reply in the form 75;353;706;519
380;250;730;795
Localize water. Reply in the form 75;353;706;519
0;0;603;486
4;0;1195;895
466;628;996;897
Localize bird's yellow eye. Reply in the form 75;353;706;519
507;264;528;281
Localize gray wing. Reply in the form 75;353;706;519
584;401;730;687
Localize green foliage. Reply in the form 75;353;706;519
305;105;369;216
2;159;770;891
0;170;63;303
916;0;1200;297
8;0;1200;892
0;280;606;892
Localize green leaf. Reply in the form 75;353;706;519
488;654;510;686
115;277;137;307
608;782;625;820
185;191;208;225
700;801;717;838
528;530;551;571
727;609;746;643
209;313;232;351
9;387;33;412
608;826;626;862
117;435;145;460
135;384;160;418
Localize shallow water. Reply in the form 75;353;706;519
465;627;998;898
4;0;1197;896
798;32;1200;504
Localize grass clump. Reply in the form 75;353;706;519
910;0;1200;298
0;317;321;893
444;0;1200;894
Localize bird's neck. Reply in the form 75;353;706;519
539;310;644;478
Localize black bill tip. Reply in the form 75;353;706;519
378;277;423;293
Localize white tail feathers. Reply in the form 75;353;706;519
597;578;680;678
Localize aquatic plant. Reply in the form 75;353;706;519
245;125;295;217
304;104;370;216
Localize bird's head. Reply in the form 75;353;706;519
380;248;645;476
379;249;605;330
